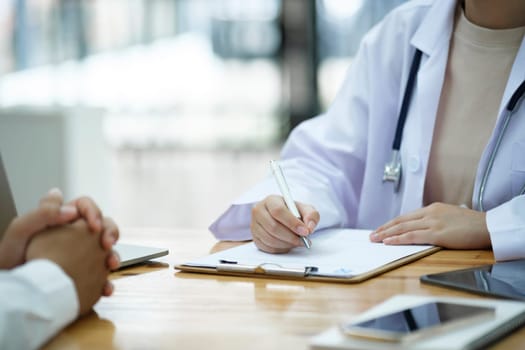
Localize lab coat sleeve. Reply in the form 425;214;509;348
0;259;79;350
209;40;372;241
486;195;525;261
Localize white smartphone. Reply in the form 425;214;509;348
340;301;495;342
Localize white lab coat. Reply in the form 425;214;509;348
210;0;525;261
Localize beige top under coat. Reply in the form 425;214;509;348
423;8;525;207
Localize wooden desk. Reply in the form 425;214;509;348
44;228;524;349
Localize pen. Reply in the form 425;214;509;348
270;160;312;249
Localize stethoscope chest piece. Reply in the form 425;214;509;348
382;49;423;194
383;150;402;192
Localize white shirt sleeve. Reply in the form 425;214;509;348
486;195;525;261
0;259;79;350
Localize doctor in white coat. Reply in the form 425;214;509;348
209;0;525;261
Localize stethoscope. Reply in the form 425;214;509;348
383;48;525;211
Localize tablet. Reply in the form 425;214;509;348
420;259;525;301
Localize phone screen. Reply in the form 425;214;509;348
341;302;495;341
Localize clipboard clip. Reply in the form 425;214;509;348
218;260;318;277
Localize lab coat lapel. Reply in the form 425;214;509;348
410;0;457;56
399;0;456;213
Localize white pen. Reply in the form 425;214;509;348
270;160;312;249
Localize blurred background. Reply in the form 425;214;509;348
0;0;406;230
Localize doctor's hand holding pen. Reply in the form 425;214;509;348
251;195;319;253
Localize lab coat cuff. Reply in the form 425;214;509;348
486;197;525;261
209;177;277;241
209;204;254;241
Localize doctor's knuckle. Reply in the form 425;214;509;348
268;205;286;219
269;247;287;254
427;202;444;214
265;194;278;201
265;247;277;253
254;241;267;252
394;223;408;234
431;220;444;231
266;220;280;234
403;232;416;242
310;210;320;222
266;235;278;245
266;237;284;249
390;217;401;226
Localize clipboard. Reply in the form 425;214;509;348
176;228;440;283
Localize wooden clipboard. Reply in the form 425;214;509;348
175;229;441;283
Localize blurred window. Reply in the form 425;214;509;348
316;0;407;107
0;0;407;147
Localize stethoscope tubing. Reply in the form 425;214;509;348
477;109;513;212
478;80;525;211
392;49;422;151
385;48;525;210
